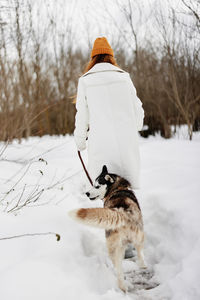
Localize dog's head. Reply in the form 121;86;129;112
85;165;116;201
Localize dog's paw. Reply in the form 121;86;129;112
119;285;127;293
118;280;127;293
138;260;147;269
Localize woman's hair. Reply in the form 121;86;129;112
83;54;119;74
72;54;119;104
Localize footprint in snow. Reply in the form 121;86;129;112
126;268;160;292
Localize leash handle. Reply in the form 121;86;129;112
77;150;93;186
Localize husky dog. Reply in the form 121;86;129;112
68;165;146;292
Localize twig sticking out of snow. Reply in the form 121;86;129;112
0;232;61;241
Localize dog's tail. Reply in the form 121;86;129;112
68;208;126;230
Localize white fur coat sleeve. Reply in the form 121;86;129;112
128;75;144;131
74;78;89;151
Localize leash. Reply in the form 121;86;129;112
77;150;93;186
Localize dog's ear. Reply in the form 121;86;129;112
102;165;108;174
105;174;114;183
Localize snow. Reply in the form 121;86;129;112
0;128;200;300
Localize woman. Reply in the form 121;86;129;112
74;37;144;191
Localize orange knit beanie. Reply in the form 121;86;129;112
91;37;114;58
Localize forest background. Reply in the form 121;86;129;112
0;0;199;142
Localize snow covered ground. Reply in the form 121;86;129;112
0;128;200;300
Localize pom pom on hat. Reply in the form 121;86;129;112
91;37;114;58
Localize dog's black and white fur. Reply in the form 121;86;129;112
69;165;146;292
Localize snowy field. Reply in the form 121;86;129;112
0;127;200;300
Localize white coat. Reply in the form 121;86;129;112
74;62;144;189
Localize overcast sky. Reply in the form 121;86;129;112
0;0;197;57
47;0;195;54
